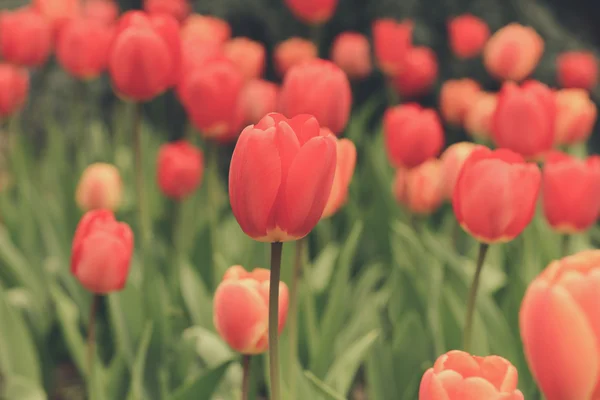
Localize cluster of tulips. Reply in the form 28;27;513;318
3;0;600;399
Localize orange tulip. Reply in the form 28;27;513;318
554;88;597;146
83;0;118;26
180;14;230;45
464;92;497;140
322;132;356;218
393;159;444;215
439;78;481;126
330;32;372;79
229;113;337;242
520;250;600;400
440;142;477;200
393;46;438;98
557;51;598;90
239;79;279;125
0;64;29;118
0;7;52;67
372;19;413;77
224;37;266;81
213;265;289;354
143;0;190;22
75;163;122;211
284;0;338;24
448;14;490;59
273;37;318;77
157;141;204;200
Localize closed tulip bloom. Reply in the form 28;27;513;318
273;37;318;77
0;64;29;118
419;350;524;400
492;80;556;159
465;92;497;140
372;19;413;77
179;36;224;79
453;146;541;243
440;142;477;200
284;0;338;24
279;59;351;134
157;140;204;200
75;163;122;211
384;104;444;169
83;0;119;26
144;0;190;22
229;113;337;242
393;159;444;215
71;210;134;294
33;0;80;34
224;37;266;81
322;133;357;218
554;88;597;146
181;14;231;45
439;78;481;126
330;32;372;79
448;14;490;59
557;51;598;90
239;79;279;125
149;13;182;87
0;8;52;67
393;46;438;98
484;23;544;82
214;265;289;354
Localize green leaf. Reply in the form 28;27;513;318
308;244;340;293
51;285;86;374
2;375;47;400
125;323;154;400
304;371;346;400
179;261;213;327
170;361;233;400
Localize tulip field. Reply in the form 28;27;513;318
2;0;600;399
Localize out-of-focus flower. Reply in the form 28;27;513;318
554;88;597;146
224;37;266;81
439;78;481;126
213;265;289;354
372;18;413;77
75;163;122;211
393;159;444;215
0;7;52;67
83;0;119;26
33;0;80;34
557;51;598;90
0;64;29;118
464;92;497;140
157;141;204;200
440;142;477;200
330;32;372;79
239;79;279;125
143;0;190;22
284;0;338;24
484;23;544;82
273;37;318;77
179;36;224;79
321;131;356;218
393;46;438;98
229;113;337;242
180;14;230;45
448;14;490;59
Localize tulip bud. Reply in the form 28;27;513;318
279;59;352;134
75;163;122;211
393;159;444;215
419;350;524;400
0;64;29;118
33;0;80;34
144;0;190;22
284;0;338;24
157;140;204;200
322;133;356;218
464;92;497;140
439;78;481;126
393;46;438;98
554;88;597;146
71;210;134;293
448;14;490;59
372;19;413;77
181;14;230;45
453;146;541;243
384;104;444;169
330;32;372;79
484;23;544;82
239;79;279;125
440;142;477;200
224;37;266;81
273;37;318;77
492;80;556;159
229;113;337;242
83;0;119;26
0;7;52;67
179;37;224;80
214;265;289;354
557;51;598;90
149;13;182;88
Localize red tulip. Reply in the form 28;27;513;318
273;37;318;77
157;141;204;200
71;210;133;294
83;0;119;26
492;80;556;159
75;163;122;211
144;0;190;22
279;59;352;134
239;79;279;125
330;32;372;79
213;265;289;354
440;142;477;200
0;64;29;118
557;51;598;90
452;146;541;243
33;0;80;34
224;37;266;81
0;7;52;67
554;88;597;146
464;92;497;140
448;14;490;59
179;36;224;79
149;13;182;87
229;113;337;242
393;159;444;215
180;14;230;45
419;350;524;400
322;132;356;218
372;19;413;77
393;46;438;98
439;78;481;126
284;0;338;24
384;104;444;169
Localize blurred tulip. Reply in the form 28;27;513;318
149;13;182;87
224;37;266;81
554;88;597;146
180;14;230;45
33;0;80;34
453;146;541;243
484;23;544;82
330;32;372;79
492;80;556;159
440;142;477;200
229;113;337;242
157;141;204;200
557;51;598;90
179;37;224;79
322;132;356;218
71;210;133;293
448;14;490;59
384;103;444;169
419;350;524;400
214;265;289;354
239;79;279;125
372;19;413;77
0;7;52;67
284;0;338;24
279;59;351;134
393;159;444;215
75;163;122;212
393;46;438;98
0;64;29;118
439;78;481;126
273;37;318;77
464;92;497;140
83;0;119;25
144;0;190;22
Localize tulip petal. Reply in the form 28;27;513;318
419;369;452;400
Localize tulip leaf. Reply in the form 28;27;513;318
170;360;233;400
125;322;154;400
308;244;340;293
304;371;346;400
1;375;47;400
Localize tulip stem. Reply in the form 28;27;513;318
310;24;323;56
463;242;490;351
288;238;304;400
207;142;219;288
269;242;283;400
240;354;251;400
133;103;150;245
87;294;101;398
561;234;571;257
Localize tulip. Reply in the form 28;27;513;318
180;14;230;45
149;13;182;88
393;46;438;98
224;37;266;81
0;7;52;67
71;210;134;294
284;0;338;24
484;23;544;82
75;163;123;211
239;79;279;125
393;159;444;215
520;250;600;400
492;80;556;159
384;104;444;169
279;59;351;134
229;113;337;242
33;0;80;34
557;51;598;90
464;92;497;140
448;14;490;59
372;19;413;77
439;78;481;126
83;0;119;26
213;265;289;354
554;88;597;146
330;32;372;79
321;132;357;218
179;36;224;79
144;0;190;22
0;64;29;118
419;350;524;400
156;141;204;200
440;142;477;200
273;37;318;77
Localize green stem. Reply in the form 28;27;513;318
241;354;251;400
206;142;219;288
561;234;571;258
385;79;400;106
87;294;101;399
462;242;490;352
309;24;323;57
288;238;304;400
133;103;150;245
269;242;283;400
